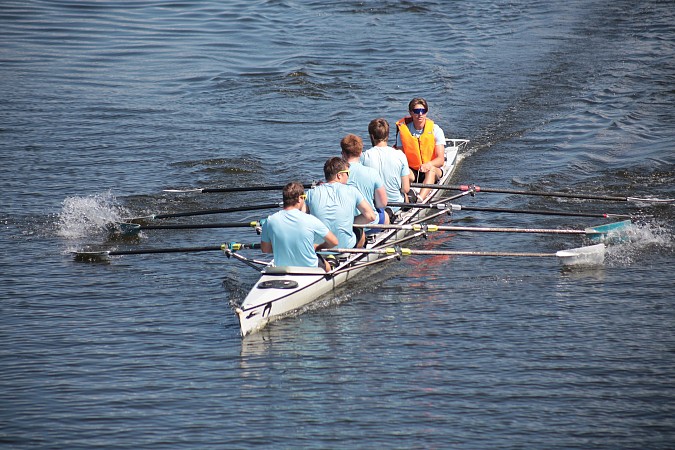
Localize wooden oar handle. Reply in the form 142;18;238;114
388;202;626;218
411;183;673;203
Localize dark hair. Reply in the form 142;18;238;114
368;118;389;145
282;181;305;207
323;157;349;181
408;97;429;112
340;134;363;159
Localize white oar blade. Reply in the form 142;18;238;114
163;188;203;193
627;196;674;204
556;243;605;266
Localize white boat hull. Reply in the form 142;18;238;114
236;140;468;336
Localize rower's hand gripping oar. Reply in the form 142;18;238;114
411;183;675;204
72;242;261;263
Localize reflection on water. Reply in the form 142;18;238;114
559;265;607;282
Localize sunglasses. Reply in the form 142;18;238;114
411;108;427;115
299;193;307;200
338;169;350;176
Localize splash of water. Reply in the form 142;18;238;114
605;219;674;266
57;191;129;239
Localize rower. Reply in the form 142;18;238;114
340;133;389;227
362;118;411;216
394;97;447;202
305;157;376;249
260;181;338;272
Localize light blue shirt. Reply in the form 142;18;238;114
347;161;384;215
261;208;329;267
361;145;410;210
306;182;363;248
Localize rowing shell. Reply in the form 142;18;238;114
235;139;469;337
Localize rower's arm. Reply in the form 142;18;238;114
430;143;445;168
374;186;387;209
417;144;445;177
261;241;273;253
400;174;410;196
316;230;338;251
354;199;376;224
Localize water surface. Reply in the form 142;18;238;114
1;1;673;448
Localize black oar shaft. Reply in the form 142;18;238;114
138;222;258;230
153;203;280;219
201;184;313;193
97;243;261;257
109;246;226;256
74;243;249;263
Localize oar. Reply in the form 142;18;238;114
73;242;261;262
163;183;315;194
323;243;606;266
355;220;631;240
389;202;633;219
112;221;262;235
411;183;675;203
123;203;280;223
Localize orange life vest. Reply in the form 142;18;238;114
395;117;436;170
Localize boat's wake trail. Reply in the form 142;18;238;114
57;191;129;239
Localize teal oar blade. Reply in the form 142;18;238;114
585;219;632;243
